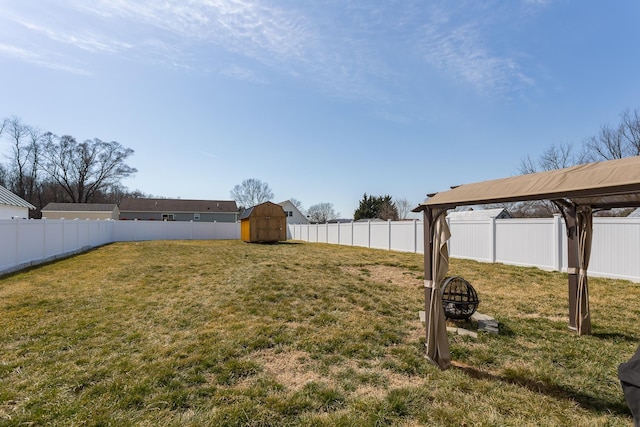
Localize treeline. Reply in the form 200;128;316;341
0;116;143;218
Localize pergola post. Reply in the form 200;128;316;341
565;205;578;331
564;204;592;334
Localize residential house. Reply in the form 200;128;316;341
0;185;36;219
446;208;511;220
41;203;120;220
119;197;238;222
278;200;309;224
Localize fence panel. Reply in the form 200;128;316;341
494;219;557;270
591;218;640;281
390;220;417;253
352;222;370;247
338;222;353;246
448;220;492;261
370;221;390;250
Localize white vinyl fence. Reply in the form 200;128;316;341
0;219;240;276
3;217;640;282
289;216;640;283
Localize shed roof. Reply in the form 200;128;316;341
0;185;36;210
415;156;640;211
239;201;285;220
42;203;118;212
239;206;254;220
119;198;238;213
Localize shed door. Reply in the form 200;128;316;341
255;217;283;242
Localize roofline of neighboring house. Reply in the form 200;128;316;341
119;210;237;214
278;200;307;218
42;210;119;214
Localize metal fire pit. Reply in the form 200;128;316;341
440;276;480;320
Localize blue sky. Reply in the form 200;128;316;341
1;0;639;218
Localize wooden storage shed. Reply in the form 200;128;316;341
240;201;287;243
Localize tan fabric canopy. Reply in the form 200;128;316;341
414;156;640;211
424;209;451;370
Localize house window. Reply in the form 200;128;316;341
286;211;293;217
162;214;175;221
194;213;200;221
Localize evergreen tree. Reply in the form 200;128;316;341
353;194;398;221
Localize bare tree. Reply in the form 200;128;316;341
395;198;413;220
583;108;640;161
307;202;338;223
4;116;40;200
620;108;640;156
584;124;624;161
519;142;576;174
0;163;8;187
230;178;274;209
40;133;137;203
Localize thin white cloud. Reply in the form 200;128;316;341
77;0;314;65
416;6;534;95
219;65;265;83
0;42;89;75
198;150;219;159
14;19;133;54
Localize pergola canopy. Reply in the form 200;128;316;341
415;156;640;372
414;156;640;211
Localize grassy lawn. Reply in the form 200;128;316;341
0;240;637;426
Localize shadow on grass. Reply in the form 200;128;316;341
452;362;631;418
591;331;638;343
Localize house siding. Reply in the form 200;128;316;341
0;205;29;219
279;201;309;224
42;210;119;220
120;211;238;222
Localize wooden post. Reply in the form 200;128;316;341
565;205;578;331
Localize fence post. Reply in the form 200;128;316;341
42;218;47;260
388;220;392;251
413;219;418;253
489;217;497;263
368;220;371;248
14;219;19;266
553;214;562;272
351;221;354;246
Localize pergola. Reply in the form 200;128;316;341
413;156;640;370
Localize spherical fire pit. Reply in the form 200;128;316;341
440;276;480;320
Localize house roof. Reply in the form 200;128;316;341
42;203;118;212
415;156;640;211
446;208;509;220
119;197;238;213
0;185;36;210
